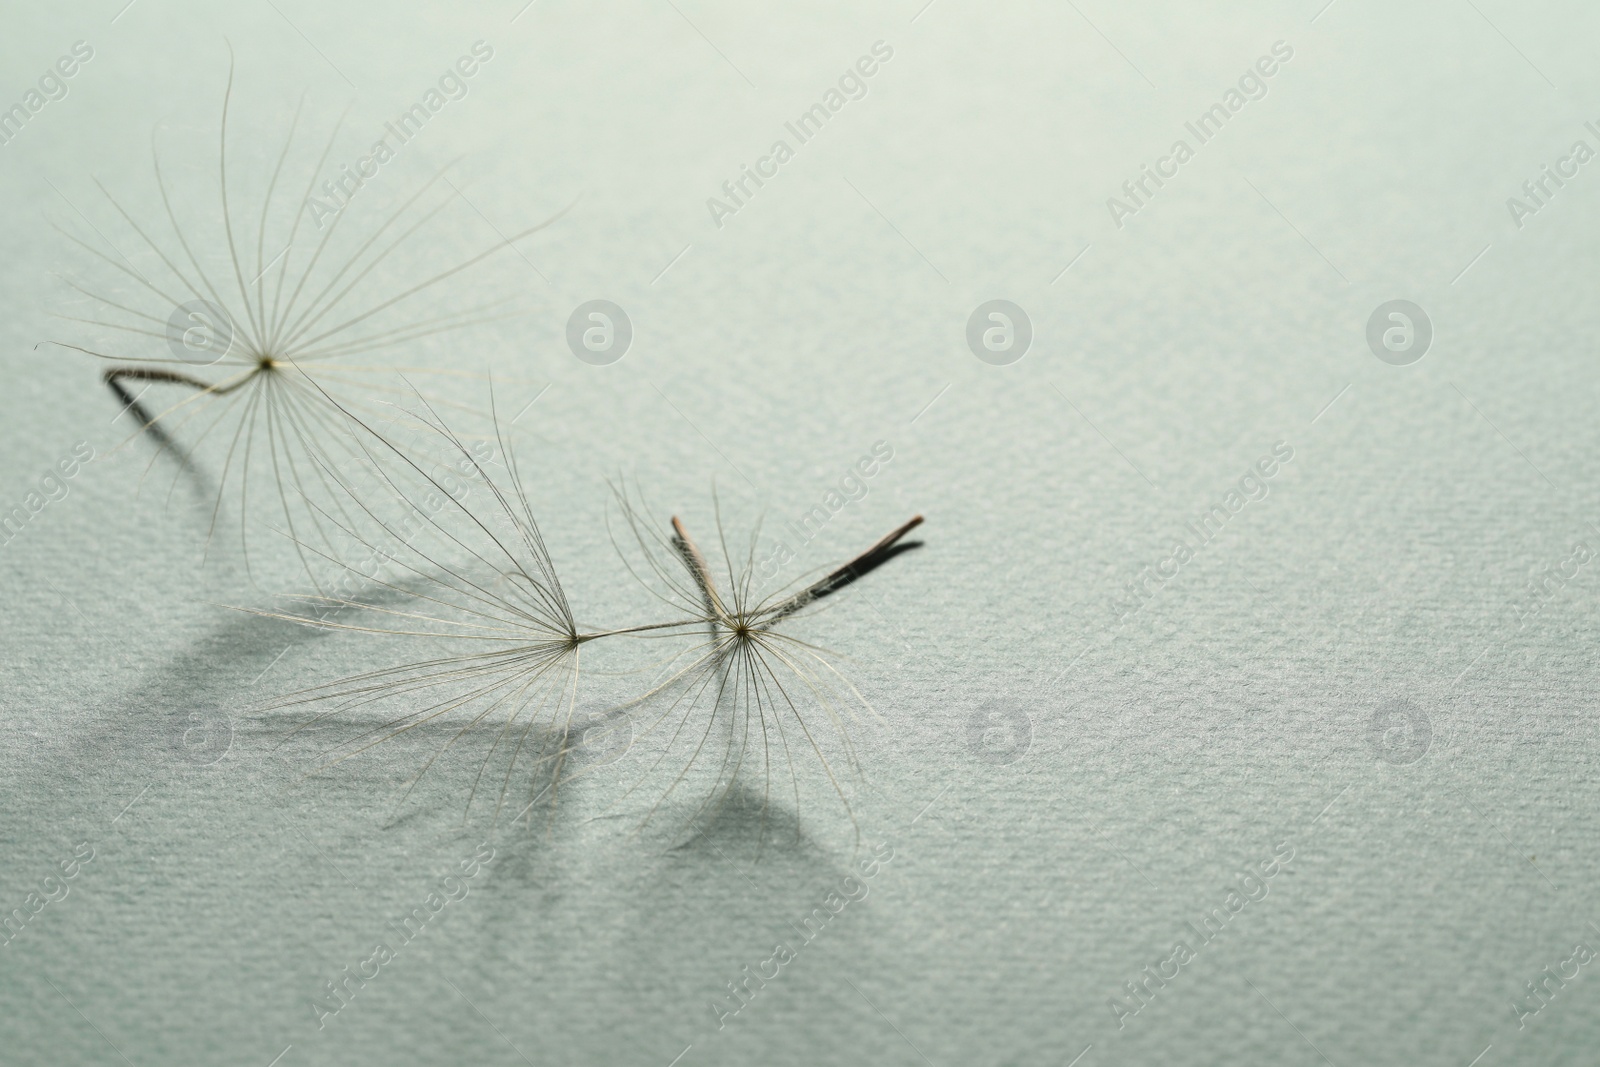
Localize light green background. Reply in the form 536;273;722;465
4;1;1600;1064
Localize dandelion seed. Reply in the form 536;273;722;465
227;363;928;844
43;52;568;587
242;397;924;846
607;487;924;849
246;393;682;827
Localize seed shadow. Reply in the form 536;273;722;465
453;776;856;1057
104;371;210;487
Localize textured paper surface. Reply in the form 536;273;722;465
3;2;1600;1065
